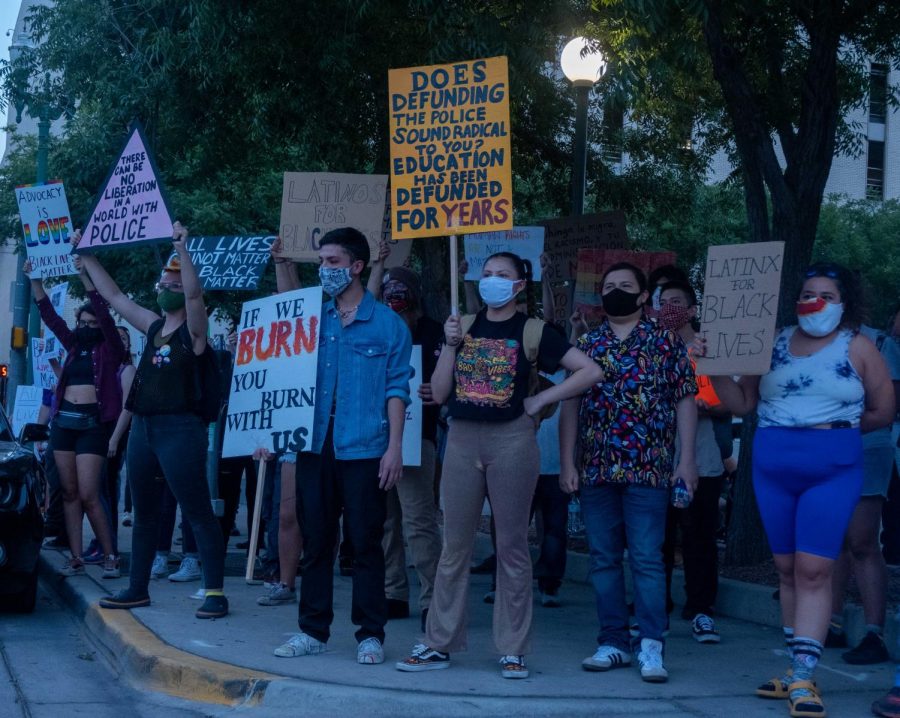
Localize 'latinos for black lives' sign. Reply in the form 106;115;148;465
77;121;174;252
695;241;784;376
222;288;322;459
388;56;513;239
15;181;77;279
186;235;276;290
279;172;390;263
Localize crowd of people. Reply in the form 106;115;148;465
30;223;900;718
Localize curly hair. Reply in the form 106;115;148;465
800;261;866;330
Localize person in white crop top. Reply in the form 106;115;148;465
700;262;894;718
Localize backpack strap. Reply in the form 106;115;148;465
459;313;477;338
522;317;545;366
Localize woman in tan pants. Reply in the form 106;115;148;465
396;252;602;679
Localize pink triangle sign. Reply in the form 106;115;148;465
78;122;174;252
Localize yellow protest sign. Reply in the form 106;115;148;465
388;56;513;240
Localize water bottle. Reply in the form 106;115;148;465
670;477;691;509
567;496;585;538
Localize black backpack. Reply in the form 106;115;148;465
176;322;225;424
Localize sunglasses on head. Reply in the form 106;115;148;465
804;264;842;280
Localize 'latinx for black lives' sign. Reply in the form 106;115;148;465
186;235;275;290
388;56;513;239
695;241;784;376
77;121;174;252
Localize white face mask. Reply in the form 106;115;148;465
478;276;518;308
797;299;843;337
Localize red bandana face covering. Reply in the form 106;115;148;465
384;282;411;314
658;303;693;331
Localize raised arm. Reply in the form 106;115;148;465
367;239;390;298
25;258;74;349
74;231;160;334
431;314;461;404
171;222;208;353
271;236;301;293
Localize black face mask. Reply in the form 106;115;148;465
75;327;103;347
602;288;643;317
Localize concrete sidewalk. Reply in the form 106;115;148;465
38;529;894;718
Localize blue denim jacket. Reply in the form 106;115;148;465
311;289;413;459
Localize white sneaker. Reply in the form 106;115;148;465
257;583;297;606
168;556;201;582
637;638;668;682
150;554;168;579
691;613;721;644
582;645;632;672
357;637;384;665
274;632;327;658
188;588;206;600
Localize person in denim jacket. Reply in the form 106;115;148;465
271;227;412;666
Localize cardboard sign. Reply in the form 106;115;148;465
388;56;513;239
222;288;322;458
31;338;58;390
279;172;390;263
15;181;77;279
379;185;413;268
574;249;676;320
11;385;42;438
402;345;423;467
186;235;276;290
541;211;630;285
78;122;174;252
463;227;545;281
695;241;784;376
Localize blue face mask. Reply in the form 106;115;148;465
478;276;518;308
319;266;353;297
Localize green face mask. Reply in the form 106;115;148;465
157;289;186;312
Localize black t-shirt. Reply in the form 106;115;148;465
447;311;571;422
413;315;444;443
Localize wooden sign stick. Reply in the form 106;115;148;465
449;234;459;316
244;458;267;584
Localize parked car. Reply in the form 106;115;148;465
0;410;48;613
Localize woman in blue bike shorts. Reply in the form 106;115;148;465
702;262;894;718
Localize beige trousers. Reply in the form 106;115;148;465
425;413;539;655
383;439;442;610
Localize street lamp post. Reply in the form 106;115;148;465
560;37;605;216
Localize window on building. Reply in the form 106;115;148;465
601;105;624;165
869;63;888;125
866;139;885;200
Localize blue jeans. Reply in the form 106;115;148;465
581;482;669;650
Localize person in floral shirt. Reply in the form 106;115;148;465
560;261;697;683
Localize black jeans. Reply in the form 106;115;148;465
531;474;569;592
127;413;224;595
664;474;724;617
296;427;387;644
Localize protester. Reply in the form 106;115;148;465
657;280;726;643
560;262;698;684
270;227;412;666
80;223;230;619
365;247;443;630
646;264;690;318
27;255;125;579
704;262;894;717
396;251;602;679
827;320;900;664
104;325;135;541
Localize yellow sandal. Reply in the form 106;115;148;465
788;680;826;718
756;669;792;699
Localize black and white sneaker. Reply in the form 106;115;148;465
396;643;450;671
691;613;721;644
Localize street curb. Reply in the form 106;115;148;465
39;552;282;706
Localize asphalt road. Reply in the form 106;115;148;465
0;582;209;718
